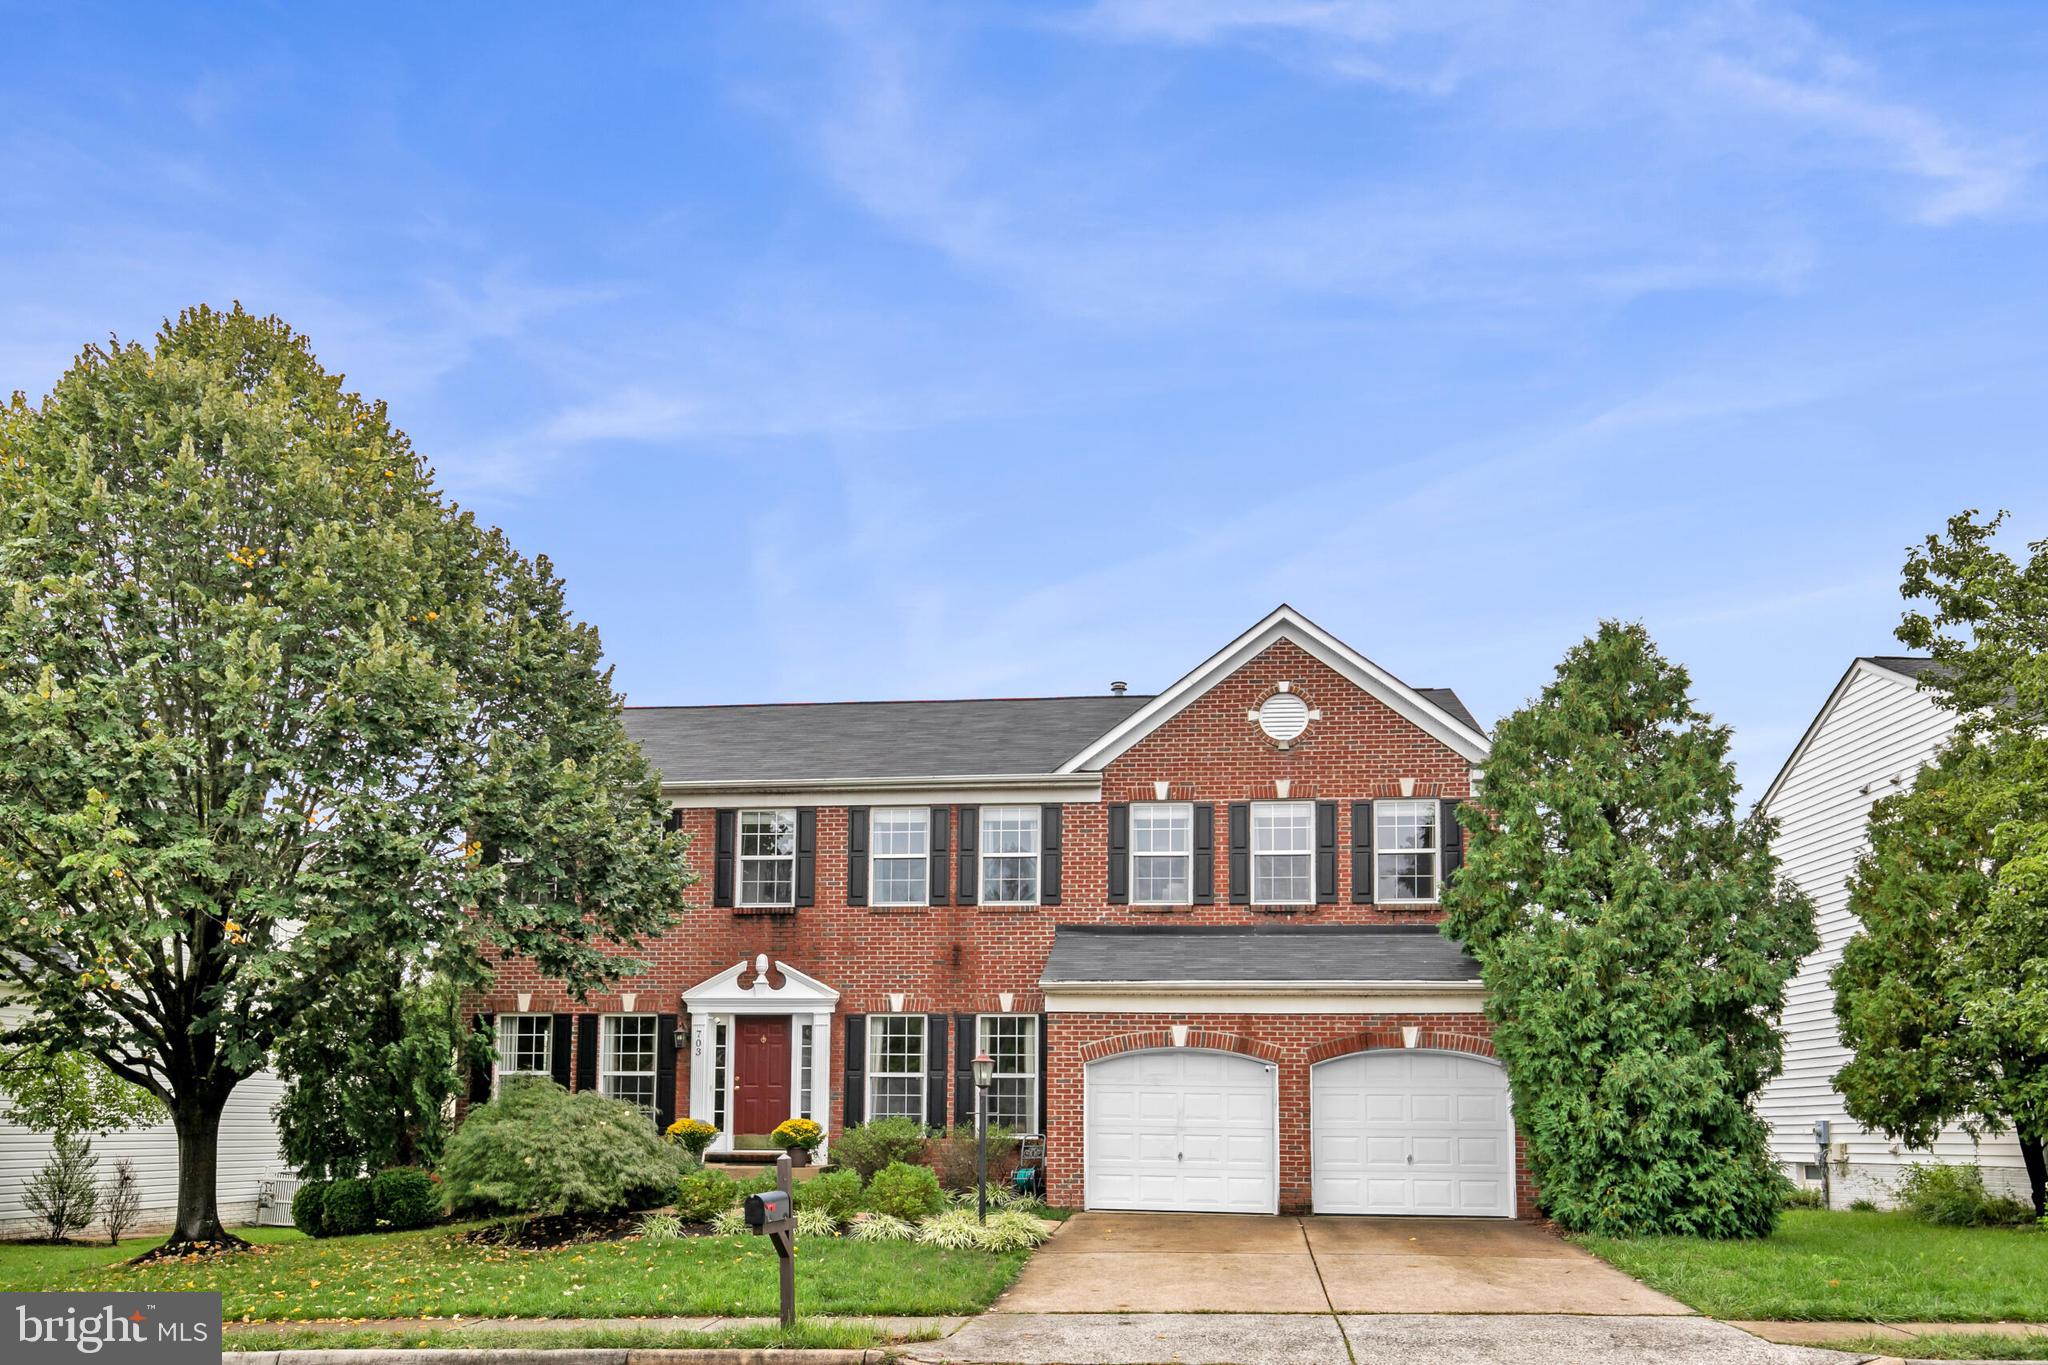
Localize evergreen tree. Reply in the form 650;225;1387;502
1443;622;1816;1237
0;306;692;1253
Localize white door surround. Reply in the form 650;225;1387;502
1311;1049;1514;1217
1084;1048;1278;1214
681;954;838;1159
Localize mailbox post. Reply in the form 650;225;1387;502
744;1153;798;1327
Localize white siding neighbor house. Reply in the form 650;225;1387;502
1;1006;293;1238
1755;656;2031;1206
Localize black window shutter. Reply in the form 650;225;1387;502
954;1014;977;1125
654;1013;679;1131
1316;800;1339;904
1228;802;1251;904
713;810;736;907
550;1015;573;1087
956;807;979;906
795;807;817;906
1037;1014;1050;1137
576;1013;599;1091
843;1015;867;1125
663;806;682;834
1440;798;1466;894
1041;805;1063;905
1192;803;1215;904
847;808;869;906
1352;801;1376;903
468;1012;495;1103
926;1015;949;1130
1106;803;1130;903
930;807;951;906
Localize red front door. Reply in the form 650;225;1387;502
732;1016;792;1140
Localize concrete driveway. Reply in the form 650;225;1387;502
991;1212;1690;1316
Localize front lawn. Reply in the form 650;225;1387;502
0;1221;1026;1320
1808;1334;2048;1361
1576;1210;2048;1322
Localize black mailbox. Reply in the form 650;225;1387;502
744;1189;792;1229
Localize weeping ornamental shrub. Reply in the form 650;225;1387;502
440;1079;680;1218
1443;622;1817;1238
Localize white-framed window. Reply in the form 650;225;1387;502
870;808;930;907
1375;799;1439;903
798;1022;815;1121
980;806;1040;905
600;1014;658;1119
739;808;798;907
494;1013;552;1090
977;1014;1039;1134
1252;801;1314;904
867;1014;926;1123
1131;802;1193;905
711;1019;729;1133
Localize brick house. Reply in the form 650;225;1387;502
478;606;1534;1218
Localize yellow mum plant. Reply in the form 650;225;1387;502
770;1117;824;1153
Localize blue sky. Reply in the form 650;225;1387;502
6;2;2047;793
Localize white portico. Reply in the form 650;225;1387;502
682;954;838;1159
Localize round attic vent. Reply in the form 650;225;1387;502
1257;691;1310;743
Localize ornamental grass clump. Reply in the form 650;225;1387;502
440;1079;682;1218
915;1208;986;1249
794;1207;840;1237
980;1209;1055;1251
847;1212;915;1242
710;1207;749;1236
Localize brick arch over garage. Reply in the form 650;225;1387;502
1077;1030;1285;1065
1306;1028;1497;1066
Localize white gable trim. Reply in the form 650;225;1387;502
1057;605;1489;772
681;955;840;1013
1755;658;1928;816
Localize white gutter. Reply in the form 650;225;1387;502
660;771;1097;794
1039;978;1484;993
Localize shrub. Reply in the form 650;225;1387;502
794;1169;864;1220
1782;1184;1825;1210
929;1124;1016;1192
323;1177;375;1236
1848;1198;1879;1212
848;1212;915;1242
771;1118;823;1154
1895;1164;2036;1228
371;1167;442;1229
440;1078;683;1218
865;1161;945;1220
672;1169;744;1223
23;1133;100;1241
665;1118;718;1160
832;1117;927;1181
794;1207;840;1237
101;1159;142;1245
291;1180;330;1237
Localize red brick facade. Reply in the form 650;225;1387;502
480;630;1530;1217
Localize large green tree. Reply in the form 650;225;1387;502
1443;622;1816;1237
0;305;690;1253
1834;510;2048;1216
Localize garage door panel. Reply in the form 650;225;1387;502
1313;1051;1514;1218
1086;1050;1275;1214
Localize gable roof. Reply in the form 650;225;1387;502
1040;924;1481;986
1056;604;1491;771
624;695;1152;785
1755;655;1939;814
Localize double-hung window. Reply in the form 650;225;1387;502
494;1014;552;1091
870;808;930;906
980;806;1040;905
1131;803;1193;904
739;808;797;908
976;1014;1040;1133
600;1015;658;1119
1375;800;1439;903
867;1014;926;1123
1252;801;1314;904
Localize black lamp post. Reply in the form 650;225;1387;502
971;1050;995;1223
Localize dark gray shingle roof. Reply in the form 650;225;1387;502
1041;924;1482;985
1862;655;1940;682
623;695;1155;783
1415;688;1481;733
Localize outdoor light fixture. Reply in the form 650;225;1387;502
972;1051;995;1223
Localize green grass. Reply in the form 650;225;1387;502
0;1221;1026;1320
1808;1334;2048;1360
1576;1210;2048;1322
222;1321;927;1351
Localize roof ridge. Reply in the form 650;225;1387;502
623;694;1157;712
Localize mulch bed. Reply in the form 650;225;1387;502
457;1211;717;1250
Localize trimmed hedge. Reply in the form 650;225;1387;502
371;1167;442;1229
323;1176;375;1236
290;1180;329;1237
865;1161;945;1221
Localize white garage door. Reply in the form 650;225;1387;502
1312;1050;1514;1217
1086;1049;1277;1213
